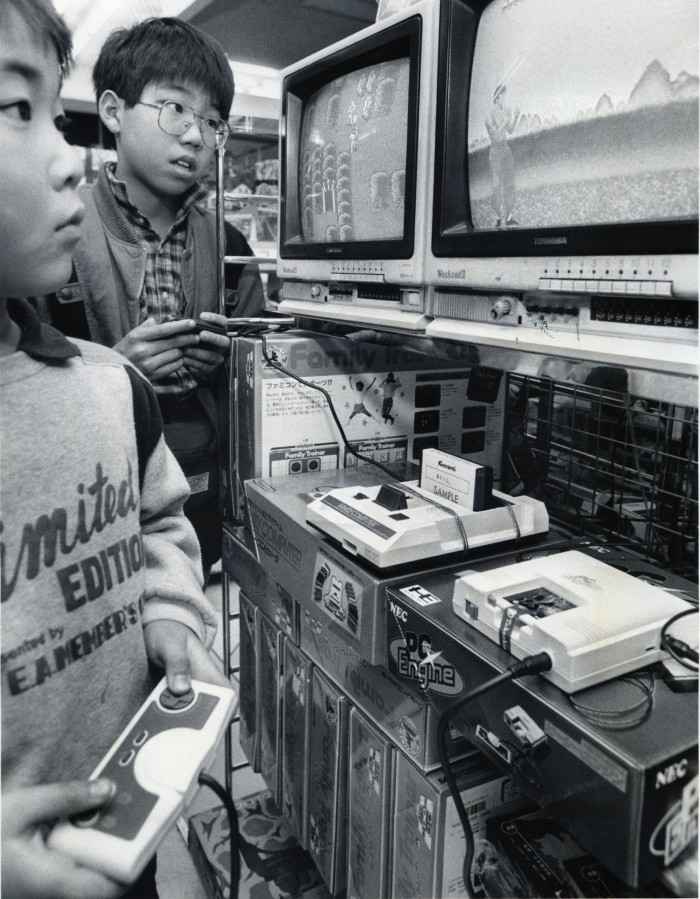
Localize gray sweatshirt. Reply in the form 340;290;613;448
1;299;217;789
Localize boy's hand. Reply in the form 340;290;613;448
2;780;124;899
183;313;231;381
144;619;231;693
114;317;199;382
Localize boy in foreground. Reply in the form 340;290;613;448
1;2;228;896
41;17;265;577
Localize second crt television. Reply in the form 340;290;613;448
425;0;699;373
277;0;440;331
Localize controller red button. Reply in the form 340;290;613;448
160;688;195;710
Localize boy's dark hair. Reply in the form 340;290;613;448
2;0;73;77
92;17;234;120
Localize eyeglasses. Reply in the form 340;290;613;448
137;100;230;150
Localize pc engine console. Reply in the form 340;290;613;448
452;549;695;691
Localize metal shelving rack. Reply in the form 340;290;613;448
215;118;281;792
504;371;698;580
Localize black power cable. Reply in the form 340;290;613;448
198;773;241;899
437;652;553;898
660;607;699;670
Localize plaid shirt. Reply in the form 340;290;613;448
105;162;208;397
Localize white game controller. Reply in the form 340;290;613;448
48;677;237;884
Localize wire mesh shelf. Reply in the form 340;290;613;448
504;370;698;580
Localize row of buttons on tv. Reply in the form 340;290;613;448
539;278;672;296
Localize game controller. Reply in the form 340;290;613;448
48;678;237;884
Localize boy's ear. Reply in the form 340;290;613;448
98;90;125;136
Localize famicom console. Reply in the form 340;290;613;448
306;450;549;569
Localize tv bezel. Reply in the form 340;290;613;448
279;15;422;262
431;0;699;260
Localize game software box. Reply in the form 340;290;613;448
231;331;505;521
300;604;471;771
282;640;313;848
347;708;395;899
391;751;530;899
307;668;350;896
239;593;260;772
223;526;298;643
258;613;284;810
384;545;699;887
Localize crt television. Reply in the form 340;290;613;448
426;0;698;290
425;0;699;372
277;0;440;330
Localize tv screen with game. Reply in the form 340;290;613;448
297;56;410;245
429;0;698;294
279;7;435;295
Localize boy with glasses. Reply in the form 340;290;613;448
1;2;228;896
40;18;265;579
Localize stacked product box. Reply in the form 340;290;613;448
481;808;675;899
346;708;395;899
239;464;548;667
233;464;552;768
307;668;350;896
223;527;298;642
391;751;530;899
229;331;506;522
259;612;284;809
300;602;470;771
239;592;260;771
384;548;699;888
241;462;417;665
282;639;313;847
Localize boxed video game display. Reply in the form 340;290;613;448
384;546;699;887
259;613;284;810
240;464;547;666
239;592;260;772
346;708;395;899
391;751;530;899
282;640;313;848
300;604;471;771
223;526;298;643
307;668;350;896
231;331;506;521
242;462;413;665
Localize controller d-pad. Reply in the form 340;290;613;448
159;688;195;711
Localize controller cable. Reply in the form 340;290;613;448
437;651;553;899
198;773;241;899
660;607;699;670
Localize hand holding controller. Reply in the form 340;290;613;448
48;678;237;884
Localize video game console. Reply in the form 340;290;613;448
452;550;695;692
306;479;549;569
48;678;237;883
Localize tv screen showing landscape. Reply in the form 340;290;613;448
466;0;699;232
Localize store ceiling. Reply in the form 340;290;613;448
188;0;377;70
